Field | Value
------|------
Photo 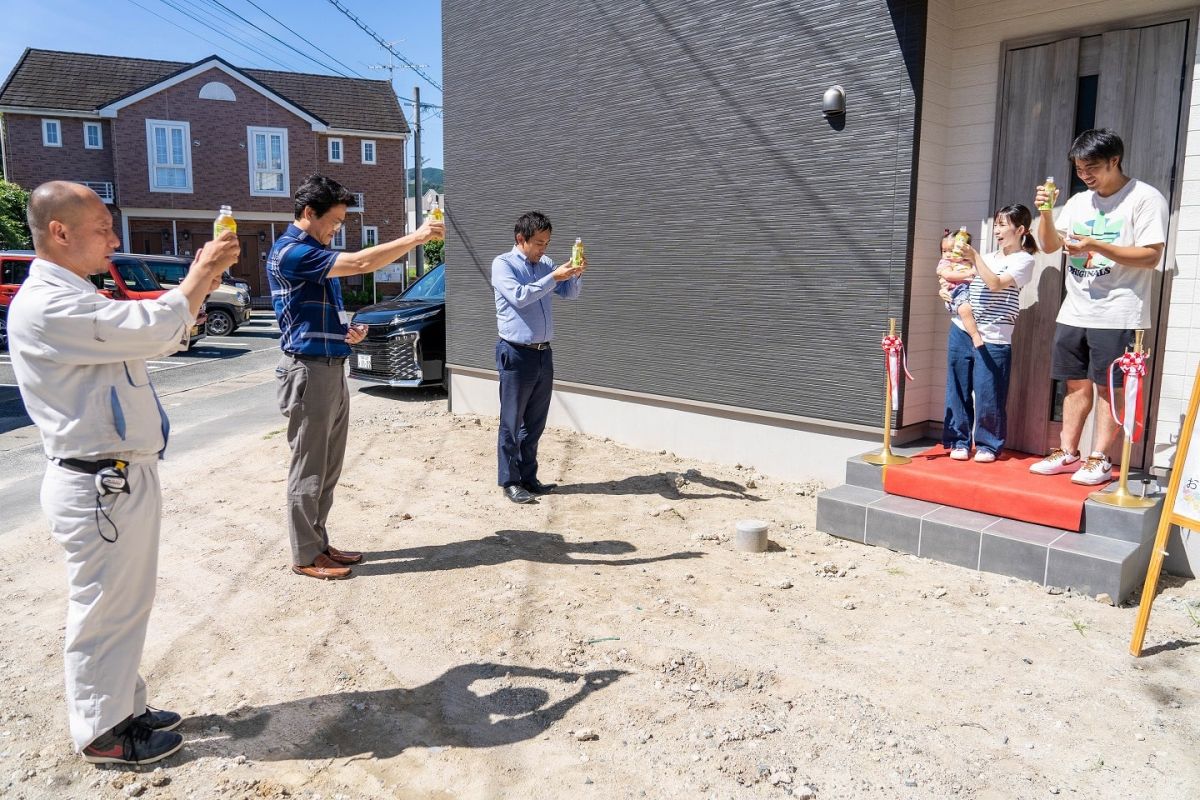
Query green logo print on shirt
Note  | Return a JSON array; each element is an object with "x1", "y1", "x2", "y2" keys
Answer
[{"x1": 1069, "y1": 211, "x2": 1124, "y2": 278}]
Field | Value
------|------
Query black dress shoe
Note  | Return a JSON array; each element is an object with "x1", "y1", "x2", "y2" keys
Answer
[
  {"x1": 504, "y1": 484, "x2": 535, "y2": 504},
  {"x1": 522, "y1": 479, "x2": 558, "y2": 494}
]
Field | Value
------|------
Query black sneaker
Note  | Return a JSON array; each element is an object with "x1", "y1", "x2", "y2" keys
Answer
[
  {"x1": 133, "y1": 706, "x2": 182, "y2": 732},
  {"x1": 82, "y1": 720, "x2": 183, "y2": 765}
]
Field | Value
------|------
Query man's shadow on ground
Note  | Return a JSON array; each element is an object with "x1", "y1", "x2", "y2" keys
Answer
[
  {"x1": 555, "y1": 471, "x2": 764, "y2": 501},
  {"x1": 177, "y1": 663, "x2": 626, "y2": 762},
  {"x1": 353, "y1": 529, "x2": 702, "y2": 577}
]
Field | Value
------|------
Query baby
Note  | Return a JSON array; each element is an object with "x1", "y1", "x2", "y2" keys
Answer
[{"x1": 936, "y1": 229, "x2": 985, "y2": 348}]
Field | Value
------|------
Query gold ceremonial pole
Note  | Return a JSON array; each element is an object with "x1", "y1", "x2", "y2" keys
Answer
[
  {"x1": 863, "y1": 318, "x2": 912, "y2": 466},
  {"x1": 1092, "y1": 330, "x2": 1154, "y2": 508}
]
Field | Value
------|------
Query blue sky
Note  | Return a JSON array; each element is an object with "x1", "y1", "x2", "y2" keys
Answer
[{"x1": 0, "y1": 0, "x2": 444, "y2": 168}]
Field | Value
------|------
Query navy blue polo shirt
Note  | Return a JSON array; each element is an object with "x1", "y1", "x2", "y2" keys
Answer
[{"x1": 267, "y1": 224, "x2": 350, "y2": 357}]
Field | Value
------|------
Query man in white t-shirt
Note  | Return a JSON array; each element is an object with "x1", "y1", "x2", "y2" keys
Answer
[{"x1": 1030, "y1": 129, "x2": 1169, "y2": 485}]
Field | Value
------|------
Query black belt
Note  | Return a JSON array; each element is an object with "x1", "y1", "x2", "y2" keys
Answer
[
  {"x1": 285, "y1": 352, "x2": 348, "y2": 364},
  {"x1": 51, "y1": 457, "x2": 128, "y2": 475},
  {"x1": 503, "y1": 339, "x2": 550, "y2": 351}
]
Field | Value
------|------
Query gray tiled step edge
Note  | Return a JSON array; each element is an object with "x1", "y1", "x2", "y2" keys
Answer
[
  {"x1": 843, "y1": 453, "x2": 1163, "y2": 544},
  {"x1": 816, "y1": 484, "x2": 1153, "y2": 603}
]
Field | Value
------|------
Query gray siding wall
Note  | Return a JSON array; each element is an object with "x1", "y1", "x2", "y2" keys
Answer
[{"x1": 443, "y1": 0, "x2": 926, "y2": 426}]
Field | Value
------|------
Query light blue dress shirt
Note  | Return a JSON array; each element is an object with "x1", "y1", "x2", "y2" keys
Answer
[{"x1": 491, "y1": 246, "x2": 582, "y2": 344}]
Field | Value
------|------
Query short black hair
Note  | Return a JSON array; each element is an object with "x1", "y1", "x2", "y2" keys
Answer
[
  {"x1": 514, "y1": 211, "x2": 552, "y2": 242},
  {"x1": 294, "y1": 174, "x2": 357, "y2": 219},
  {"x1": 1068, "y1": 129, "x2": 1124, "y2": 171}
]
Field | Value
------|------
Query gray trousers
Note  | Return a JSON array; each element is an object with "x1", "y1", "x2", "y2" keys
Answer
[
  {"x1": 42, "y1": 458, "x2": 160, "y2": 750},
  {"x1": 276, "y1": 354, "x2": 350, "y2": 566}
]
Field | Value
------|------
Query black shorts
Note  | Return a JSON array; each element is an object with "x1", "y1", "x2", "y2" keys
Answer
[{"x1": 1051, "y1": 323, "x2": 1136, "y2": 387}]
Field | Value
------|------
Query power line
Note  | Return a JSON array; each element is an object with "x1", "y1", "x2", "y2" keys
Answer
[
  {"x1": 152, "y1": 0, "x2": 304, "y2": 72},
  {"x1": 236, "y1": 0, "x2": 365, "y2": 78},
  {"x1": 191, "y1": 0, "x2": 322, "y2": 73},
  {"x1": 123, "y1": 0, "x2": 261, "y2": 67},
  {"x1": 324, "y1": 0, "x2": 442, "y2": 91},
  {"x1": 131, "y1": 0, "x2": 441, "y2": 123},
  {"x1": 199, "y1": 0, "x2": 357, "y2": 78}
]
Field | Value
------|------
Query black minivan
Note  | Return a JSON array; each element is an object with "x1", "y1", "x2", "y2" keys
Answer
[{"x1": 348, "y1": 264, "x2": 446, "y2": 387}]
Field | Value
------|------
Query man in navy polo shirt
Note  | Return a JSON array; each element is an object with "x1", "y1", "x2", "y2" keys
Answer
[
  {"x1": 268, "y1": 174, "x2": 443, "y2": 579},
  {"x1": 491, "y1": 211, "x2": 586, "y2": 504}
]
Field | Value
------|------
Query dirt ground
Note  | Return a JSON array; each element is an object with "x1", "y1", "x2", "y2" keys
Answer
[{"x1": 2, "y1": 388, "x2": 1198, "y2": 800}]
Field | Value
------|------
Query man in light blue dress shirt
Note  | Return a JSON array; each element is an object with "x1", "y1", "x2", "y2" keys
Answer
[{"x1": 491, "y1": 212, "x2": 586, "y2": 503}]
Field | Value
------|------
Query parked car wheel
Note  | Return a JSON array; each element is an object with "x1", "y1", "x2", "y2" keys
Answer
[
  {"x1": 206, "y1": 308, "x2": 235, "y2": 337},
  {"x1": 0, "y1": 312, "x2": 7, "y2": 351}
]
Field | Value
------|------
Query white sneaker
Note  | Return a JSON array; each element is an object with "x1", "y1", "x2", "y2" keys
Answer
[
  {"x1": 950, "y1": 448, "x2": 970, "y2": 461},
  {"x1": 974, "y1": 450, "x2": 996, "y2": 463},
  {"x1": 1030, "y1": 448, "x2": 1080, "y2": 475},
  {"x1": 1071, "y1": 453, "x2": 1113, "y2": 485}
]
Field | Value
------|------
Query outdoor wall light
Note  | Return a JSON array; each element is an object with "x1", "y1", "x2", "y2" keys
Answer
[
  {"x1": 181, "y1": 231, "x2": 190, "y2": 241},
  {"x1": 161, "y1": 229, "x2": 171, "y2": 240},
  {"x1": 822, "y1": 85, "x2": 846, "y2": 117},
  {"x1": 259, "y1": 231, "x2": 267, "y2": 243}
]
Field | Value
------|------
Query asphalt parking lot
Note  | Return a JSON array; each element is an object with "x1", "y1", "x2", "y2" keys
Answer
[{"x1": 0, "y1": 313, "x2": 283, "y2": 436}]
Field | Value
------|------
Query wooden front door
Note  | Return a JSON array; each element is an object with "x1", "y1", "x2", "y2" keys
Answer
[
  {"x1": 994, "y1": 18, "x2": 1190, "y2": 468},
  {"x1": 236, "y1": 234, "x2": 263, "y2": 298}
]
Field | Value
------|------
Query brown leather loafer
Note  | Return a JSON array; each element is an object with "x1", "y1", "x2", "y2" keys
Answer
[
  {"x1": 292, "y1": 553, "x2": 351, "y2": 580},
  {"x1": 326, "y1": 545, "x2": 363, "y2": 565}
]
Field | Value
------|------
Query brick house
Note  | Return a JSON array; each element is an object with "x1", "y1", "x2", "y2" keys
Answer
[{"x1": 0, "y1": 49, "x2": 410, "y2": 302}]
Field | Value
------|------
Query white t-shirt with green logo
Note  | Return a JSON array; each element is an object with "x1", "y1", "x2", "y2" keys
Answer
[{"x1": 1055, "y1": 178, "x2": 1168, "y2": 329}]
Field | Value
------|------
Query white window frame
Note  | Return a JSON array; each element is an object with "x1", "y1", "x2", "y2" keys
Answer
[
  {"x1": 42, "y1": 119, "x2": 61, "y2": 147},
  {"x1": 361, "y1": 139, "x2": 377, "y2": 165},
  {"x1": 328, "y1": 137, "x2": 343, "y2": 163},
  {"x1": 348, "y1": 192, "x2": 364, "y2": 212},
  {"x1": 362, "y1": 225, "x2": 379, "y2": 248},
  {"x1": 145, "y1": 119, "x2": 193, "y2": 193},
  {"x1": 83, "y1": 121, "x2": 103, "y2": 149},
  {"x1": 247, "y1": 126, "x2": 290, "y2": 197},
  {"x1": 330, "y1": 227, "x2": 346, "y2": 250}
]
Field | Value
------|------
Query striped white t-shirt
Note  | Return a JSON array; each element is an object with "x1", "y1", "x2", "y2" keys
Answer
[{"x1": 951, "y1": 250, "x2": 1035, "y2": 345}]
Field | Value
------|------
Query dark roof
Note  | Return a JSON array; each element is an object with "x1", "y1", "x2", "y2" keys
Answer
[{"x1": 0, "y1": 49, "x2": 408, "y2": 134}]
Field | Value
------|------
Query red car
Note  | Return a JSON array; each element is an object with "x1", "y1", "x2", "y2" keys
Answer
[{"x1": 1, "y1": 251, "x2": 206, "y2": 350}]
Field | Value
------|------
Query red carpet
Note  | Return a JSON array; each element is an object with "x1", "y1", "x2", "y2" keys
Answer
[{"x1": 882, "y1": 446, "x2": 1110, "y2": 531}]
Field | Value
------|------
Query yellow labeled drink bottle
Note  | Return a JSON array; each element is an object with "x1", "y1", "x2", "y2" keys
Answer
[
  {"x1": 571, "y1": 237, "x2": 585, "y2": 267},
  {"x1": 214, "y1": 205, "x2": 237, "y2": 238},
  {"x1": 950, "y1": 226, "x2": 969, "y2": 259},
  {"x1": 425, "y1": 202, "x2": 444, "y2": 241},
  {"x1": 1040, "y1": 177, "x2": 1057, "y2": 211}
]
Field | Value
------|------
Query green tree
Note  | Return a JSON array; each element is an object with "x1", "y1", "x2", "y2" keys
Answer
[
  {"x1": 422, "y1": 238, "x2": 445, "y2": 266},
  {"x1": 0, "y1": 180, "x2": 31, "y2": 250}
]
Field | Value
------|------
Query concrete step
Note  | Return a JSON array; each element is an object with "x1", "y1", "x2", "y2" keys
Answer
[
  {"x1": 817, "y1": 457, "x2": 1160, "y2": 603},
  {"x1": 842, "y1": 449, "x2": 1163, "y2": 543}
]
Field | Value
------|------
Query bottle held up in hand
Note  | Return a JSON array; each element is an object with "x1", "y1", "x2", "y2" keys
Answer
[
  {"x1": 571, "y1": 237, "x2": 585, "y2": 268},
  {"x1": 950, "y1": 226, "x2": 970, "y2": 259},
  {"x1": 214, "y1": 205, "x2": 237, "y2": 238},
  {"x1": 425, "y1": 201, "x2": 444, "y2": 241},
  {"x1": 1040, "y1": 176, "x2": 1057, "y2": 211}
]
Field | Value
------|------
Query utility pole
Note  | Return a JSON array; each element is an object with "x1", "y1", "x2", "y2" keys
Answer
[{"x1": 412, "y1": 85, "x2": 425, "y2": 278}]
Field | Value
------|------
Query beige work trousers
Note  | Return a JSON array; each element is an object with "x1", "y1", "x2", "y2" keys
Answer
[{"x1": 41, "y1": 458, "x2": 160, "y2": 751}]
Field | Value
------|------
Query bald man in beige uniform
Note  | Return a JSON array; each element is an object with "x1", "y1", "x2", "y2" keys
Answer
[{"x1": 8, "y1": 182, "x2": 238, "y2": 765}]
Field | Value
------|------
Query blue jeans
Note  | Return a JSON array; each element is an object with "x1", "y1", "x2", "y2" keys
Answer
[{"x1": 943, "y1": 325, "x2": 1012, "y2": 455}]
